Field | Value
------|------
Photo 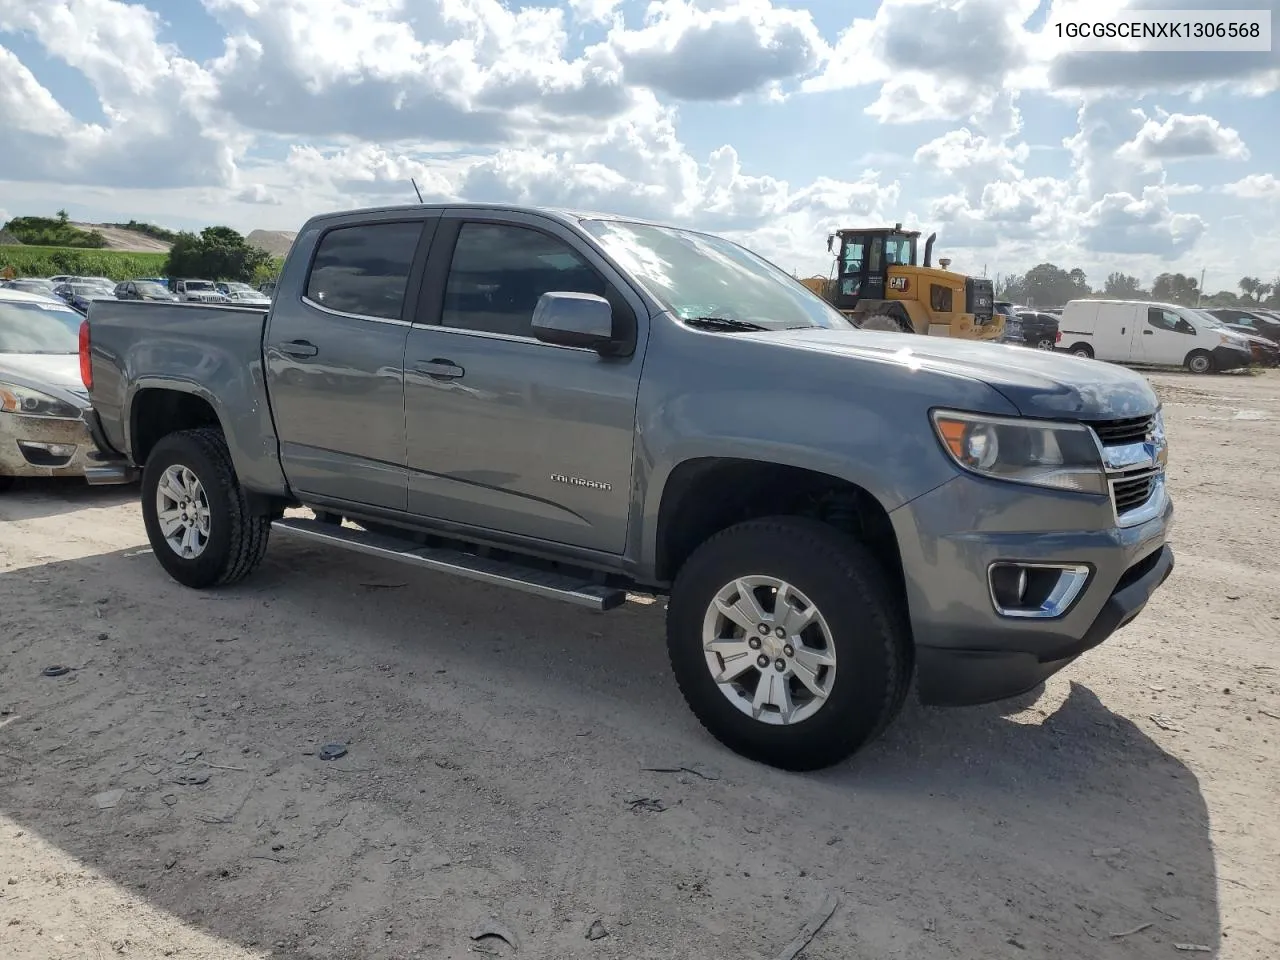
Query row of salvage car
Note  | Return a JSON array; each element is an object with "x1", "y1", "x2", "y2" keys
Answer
[{"x1": 996, "y1": 298, "x2": 1280, "y2": 372}]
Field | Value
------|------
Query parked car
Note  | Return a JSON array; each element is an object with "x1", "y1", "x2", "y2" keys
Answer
[
  {"x1": 82, "y1": 203, "x2": 1175, "y2": 771},
  {"x1": 115, "y1": 279, "x2": 179, "y2": 301},
  {"x1": 0, "y1": 288, "x2": 119, "y2": 490},
  {"x1": 1059, "y1": 299, "x2": 1254, "y2": 373},
  {"x1": 215, "y1": 281, "x2": 271, "y2": 306},
  {"x1": 998, "y1": 314, "x2": 1025, "y2": 345},
  {"x1": 1015, "y1": 311, "x2": 1061, "y2": 351},
  {"x1": 53, "y1": 281, "x2": 113, "y2": 316},
  {"x1": 1, "y1": 278, "x2": 59, "y2": 297},
  {"x1": 1206, "y1": 308, "x2": 1280, "y2": 346},
  {"x1": 174, "y1": 279, "x2": 229, "y2": 303}
]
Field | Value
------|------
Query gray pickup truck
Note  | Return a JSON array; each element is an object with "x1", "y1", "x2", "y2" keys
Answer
[{"x1": 80, "y1": 203, "x2": 1174, "y2": 770}]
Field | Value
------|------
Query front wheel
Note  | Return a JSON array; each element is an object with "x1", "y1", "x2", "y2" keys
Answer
[
  {"x1": 1036, "y1": 338, "x2": 1056, "y2": 351},
  {"x1": 1186, "y1": 350, "x2": 1215, "y2": 375},
  {"x1": 140, "y1": 427, "x2": 271, "y2": 588},
  {"x1": 666, "y1": 517, "x2": 911, "y2": 771}
]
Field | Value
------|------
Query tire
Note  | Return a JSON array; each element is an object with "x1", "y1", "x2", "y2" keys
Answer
[
  {"x1": 1068, "y1": 343, "x2": 1093, "y2": 359},
  {"x1": 858, "y1": 313, "x2": 913, "y2": 334},
  {"x1": 1186, "y1": 350, "x2": 1215, "y2": 375},
  {"x1": 140, "y1": 427, "x2": 271, "y2": 588},
  {"x1": 666, "y1": 516, "x2": 911, "y2": 771},
  {"x1": 1036, "y1": 338, "x2": 1056, "y2": 351}
]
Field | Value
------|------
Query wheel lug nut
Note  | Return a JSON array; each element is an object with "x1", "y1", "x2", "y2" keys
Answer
[
  {"x1": 757, "y1": 623, "x2": 769, "y2": 635},
  {"x1": 756, "y1": 654, "x2": 769, "y2": 668},
  {"x1": 784, "y1": 645, "x2": 794, "y2": 657},
  {"x1": 748, "y1": 637, "x2": 761, "y2": 650},
  {"x1": 774, "y1": 659, "x2": 786, "y2": 672},
  {"x1": 774, "y1": 627, "x2": 786, "y2": 639}
]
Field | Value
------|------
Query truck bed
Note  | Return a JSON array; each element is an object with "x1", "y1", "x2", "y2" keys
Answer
[{"x1": 84, "y1": 300, "x2": 286, "y2": 493}]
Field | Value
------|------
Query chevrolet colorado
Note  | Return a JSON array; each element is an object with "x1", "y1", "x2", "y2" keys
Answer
[{"x1": 80, "y1": 203, "x2": 1175, "y2": 770}]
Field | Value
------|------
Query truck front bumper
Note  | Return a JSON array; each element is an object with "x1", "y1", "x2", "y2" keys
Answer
[{"x1": 890, "y1": 473, "x2": 1175, "y2": 707}]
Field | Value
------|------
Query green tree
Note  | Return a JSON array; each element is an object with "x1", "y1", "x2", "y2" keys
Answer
[
  {"x1": 163, "y1": 226, "x2": 272, "y2": 282},
  {"x1": 1103, "y1": 272, "x2": 1146, "y2": 298},
  {"x1": 1019, "y1": 262, "x2": 1091, "y2": 307},
  {"x1": 1151, "y1": 273, "x2": 1199, "y2": 305},
  {"x1": 56, "y1": 208, "x2": 69, "y2": 224}
]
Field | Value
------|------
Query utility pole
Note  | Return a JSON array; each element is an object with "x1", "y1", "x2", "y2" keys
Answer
[{"x1": 1197, "y1": 267, "x2": 1205, "y2": 306}]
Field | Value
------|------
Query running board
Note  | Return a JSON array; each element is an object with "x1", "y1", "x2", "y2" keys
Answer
[{"x1": 270, "y1": 517, "x2": 627, "y2": 611}]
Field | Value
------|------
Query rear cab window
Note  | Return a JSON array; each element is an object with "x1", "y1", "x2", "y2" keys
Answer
[{"x1": 305, "y1": 220, "x2": 424, "y2": 321}]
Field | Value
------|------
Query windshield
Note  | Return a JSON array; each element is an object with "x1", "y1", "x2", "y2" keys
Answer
[
  {"x1": 0, "y1": 300, "x2": 81, "y2": 353},
  {"x1": 185, "y1": 281, "x2": 215, "y2": 291},
  {"x1": 1193, "y1": 310, "x2": 1224, "y2": 328},
  {"x1": 65, "y1": 284, "x2": 103, "y2": 298},
  {"x1": 136, "y1": 282, "x2": 170, "y2": 297},
  {"x1": 579, "y1": 219, "x2": 852, "y2": 331}
]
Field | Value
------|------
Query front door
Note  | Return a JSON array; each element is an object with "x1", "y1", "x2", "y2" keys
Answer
[
  {"x1": 401, "y1": 211, "x2": 647, "y2": 555},
  {"x1": 263, "y1": 214, "x2": 434, "y2": 510},
  {"x1": 1140, "y1": 306, "x2": 1193, "y2": 365}
]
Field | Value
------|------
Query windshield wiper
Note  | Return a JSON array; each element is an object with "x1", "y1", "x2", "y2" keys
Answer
[{"x1": 683, "y1": 316, "x2": 769, "y2": 332}]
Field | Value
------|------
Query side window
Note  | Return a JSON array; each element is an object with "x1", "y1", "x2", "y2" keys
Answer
[
  {"x1": 869, "y1": 238, "x2": 883, "y2": 272},
  {"x1": 1147, "y1": 308, "x2": 1183, "y2": 332},
  {"x1": 305, "y1": 220, "x2": 423, "y2": 321},
  {"x1": 441, "y1": 223, "x2": 607, "y2": 337}
]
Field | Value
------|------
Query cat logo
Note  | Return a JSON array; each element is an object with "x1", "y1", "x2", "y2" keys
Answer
[{"x1": 889, "y1": 276, "x2": 909, "y2": 291}]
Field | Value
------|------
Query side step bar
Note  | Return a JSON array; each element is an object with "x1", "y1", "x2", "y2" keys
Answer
[{"x1": 271, "y1": 517, "x2": 628, "y2": 612}]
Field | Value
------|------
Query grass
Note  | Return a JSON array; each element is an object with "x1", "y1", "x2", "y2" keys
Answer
[{"x1": 0, "y1": 245, "x2": 169, "y2": 281}]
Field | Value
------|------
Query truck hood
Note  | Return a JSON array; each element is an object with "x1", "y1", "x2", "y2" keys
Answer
[
  {"x1": 0, "y1": 353, "x2": 92, "y2": 408},
  {"x1": 752, "y1": 328, "x2": 1159, "y2": 420}
]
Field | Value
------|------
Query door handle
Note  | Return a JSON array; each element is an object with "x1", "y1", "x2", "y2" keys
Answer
[
  {"x1": 1144, "y1": 330, "x2": 1153, "y2": 335},
  {"x1": 279, "y1": 339, "x2": 318, "y2": 358},
  {"x1": 415, "y1": 359, "x2": 465, "y2": 380}
]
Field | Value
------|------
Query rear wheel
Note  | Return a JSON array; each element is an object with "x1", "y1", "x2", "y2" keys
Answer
[
  {"x1": 1068, "y1": 343, "x2": 1094, "y2": 359},
  {"x1": 666, "y1": 517, "x2": 911, "y2": 771},
  {"x1": 1035, "y1": 337, "x2": 1056, "y2": 351},
  {"x1": 1186, "y1": 350, "x2": 1215, "y2": 375},
  {"x1": 140, "y1": 427, "x2": 271, "y2": 588}
]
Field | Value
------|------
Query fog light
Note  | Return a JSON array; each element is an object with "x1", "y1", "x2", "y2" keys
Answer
[
  {"x1": 988, "y1": 562, "x2": 1090, "y2": 619},
  {"x1": 17, "y1": 440, "x2": 77, "y2": 466}
]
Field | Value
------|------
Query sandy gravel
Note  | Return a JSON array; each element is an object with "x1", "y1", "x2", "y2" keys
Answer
[{"x1": 1, "y1": 370, "x2": 1277, "y2": 960}]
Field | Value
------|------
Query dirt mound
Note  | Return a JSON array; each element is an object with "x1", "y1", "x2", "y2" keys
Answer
[
  {"x1": 246, "y1": 229, "x2": 297, "y2": 258},
  {"x1": 71, "y1": 222, "x2": 172, "y2": 253}
]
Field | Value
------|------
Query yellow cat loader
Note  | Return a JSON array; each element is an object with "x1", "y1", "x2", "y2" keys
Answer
[{"x1": 805, "y1": 225, "x2": 1003, "y2": 340}]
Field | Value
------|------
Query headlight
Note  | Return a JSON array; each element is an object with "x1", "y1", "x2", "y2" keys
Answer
[
  {"x1": 0, "y1": 382, "x2": 83, "y2": 420},
  {"x1": 931, "y1": 410, "x2": 1107, "y2": 495}
]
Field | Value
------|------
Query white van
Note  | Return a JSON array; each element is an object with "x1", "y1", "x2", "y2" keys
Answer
[{"x1": 1058, "y1": 299, "x2": 1253, "y2": 374}]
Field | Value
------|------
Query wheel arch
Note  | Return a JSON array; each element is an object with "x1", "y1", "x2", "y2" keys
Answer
[{"x1": 649, "y1": 457, "x2": 907, "y2": 610}]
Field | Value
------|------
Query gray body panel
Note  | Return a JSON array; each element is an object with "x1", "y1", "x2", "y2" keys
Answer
[{"x1": 85, "y1": 201, "x2": 1172, "y2": 677}]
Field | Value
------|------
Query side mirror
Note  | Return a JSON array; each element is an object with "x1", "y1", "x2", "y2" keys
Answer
[{"x1": 531, "y1": 291, "x2": 617, "y2": 352}]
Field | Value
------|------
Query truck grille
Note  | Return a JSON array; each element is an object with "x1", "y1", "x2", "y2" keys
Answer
[
  {"x1": 1112, "y1": 467, "x2": 1160, "y2": 512},
  {"x1": 1086, "y1": 414, "x2": 1154, "y2": 446},
  {"x1": 965, "y1": 277, "x2": 995, "y2": 324},
  {"x1": 1082, "y1": 414, "x2": 1164, "y2": 523}
]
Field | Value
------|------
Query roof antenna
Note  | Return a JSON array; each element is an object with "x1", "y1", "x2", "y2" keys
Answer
[{"x1": 410, "y1": 178, "x2": 424, "y2": 203}]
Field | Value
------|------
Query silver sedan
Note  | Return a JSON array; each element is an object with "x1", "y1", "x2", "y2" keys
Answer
[{"x1": 0, "y1": 289, "x2": 110, "y2": 490}]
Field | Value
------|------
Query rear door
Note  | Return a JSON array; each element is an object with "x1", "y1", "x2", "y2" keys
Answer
[
  {"x1": 1091, "y1": 304, "x2": 1132, "y2": 361},
  {"x1": 400, "y1": 209, "x2": 648, "y2": 555},
  {"x1": 263, "y1": 212, "x2": 437, "y2": 510}
]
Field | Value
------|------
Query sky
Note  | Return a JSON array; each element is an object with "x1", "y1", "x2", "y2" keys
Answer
[{"x1": 0, "y1": 0, "x2": 1277, "y2": 294}]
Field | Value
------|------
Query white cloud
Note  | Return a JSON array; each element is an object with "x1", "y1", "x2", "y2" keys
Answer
[
  {"x1": 1116, "y1": 113, "x2": 1250, "y2": 166},
  {"x1": 1223, "y1": 174, "x2": 1280, "y2": 201},
  {"x1": 608, "y1": 0, "x2": 828, "y2": 101}
]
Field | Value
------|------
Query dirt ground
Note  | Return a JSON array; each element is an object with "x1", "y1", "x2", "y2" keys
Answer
[{"x1": 1, "y1": 370, "x2": 1277, "y2": 960}]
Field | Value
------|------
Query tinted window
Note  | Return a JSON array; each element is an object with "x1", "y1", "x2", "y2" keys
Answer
[
  {"x1": 306, "y1": 221, "x2": 423, "y2": 321},
  {"x1": 442, "y1": 223, "x2": 606, "y2": 337}
]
